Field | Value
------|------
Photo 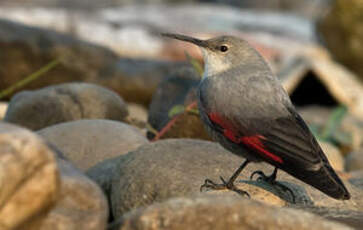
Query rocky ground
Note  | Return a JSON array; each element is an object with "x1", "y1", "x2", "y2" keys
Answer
[
  {"x1": 1, "y1": 2, "x2": 363, "y2": 230},
  {"x1": 1, "y1": 80, "x2": 363, "y2": 230}
]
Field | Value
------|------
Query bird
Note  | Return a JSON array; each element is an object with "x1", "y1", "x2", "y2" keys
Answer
[{"x1": 162, "y1": 33, "x2": 351, "y2": 201}]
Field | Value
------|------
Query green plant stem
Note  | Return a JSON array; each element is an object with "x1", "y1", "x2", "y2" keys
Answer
[{"x1": 0, "y1": 58, "x2": 61, "y2": 99}]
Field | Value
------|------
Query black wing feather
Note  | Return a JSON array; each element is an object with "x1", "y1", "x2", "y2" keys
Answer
[{"x1": 262, "y1": 111, "x2": 321, "y2": 166}]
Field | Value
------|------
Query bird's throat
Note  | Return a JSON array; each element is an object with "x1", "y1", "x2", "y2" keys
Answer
[{"x1": 201, "y1": 49, "x2": 231, "y2": 77}]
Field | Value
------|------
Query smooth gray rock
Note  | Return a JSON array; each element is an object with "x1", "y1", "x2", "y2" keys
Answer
[
  {"x1": 349, "y1": 170, "x2": 363, "y2": 190},
  {"x1": 5, "y1": 83, "x2": 128, "y2": 130},
  {"x1": 86, "y1": 155, "x2": 129, "y2": 221},
  {"x1": 109, "y1": 139, "x2": 362, "y2": 220},
  {"x1": 38, "y1": 119, "x2": 148, "y2": 171}
]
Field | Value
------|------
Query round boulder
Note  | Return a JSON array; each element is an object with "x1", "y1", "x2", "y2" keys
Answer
[
  {"x1": 110, "y1": 139, "x2": 285, "y2": 218},
  {"x1": 109, "y1": 139, "x2": 362, "y2": 220},
  {"x1": 318, "y1": 141, "x2": 344, "y2": 172},
  {"x1": 114, "y1": 194, "x2": 353, "y2": 230},
  {"x1": 38, "y1": 119, "x2": 148, "y2": 171},
  {"x1": 4, "y1": 82, "x2": 128, "y2": 130},
  {"x1": 0, "y1": 122, "x2": 59, "y2": 230},
  {"x1": 27, "y1": 158, "x2": 109, "y2": 230},
  {"x1": 345, "y1": 149, "x2": 363, "y2": 172}
]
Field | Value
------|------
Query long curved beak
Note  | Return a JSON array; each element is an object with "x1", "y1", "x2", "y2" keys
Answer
[{"x1": 161, "y1": 33, "x2": 208, "y2": 48}]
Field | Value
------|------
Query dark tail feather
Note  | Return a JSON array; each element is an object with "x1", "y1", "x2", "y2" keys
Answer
[
  {"x1": 317, "y1": 163, "x2": 350, "y2": 200},
  {"x1": 286, "y1": 162, "x2": 350, "y2": 200}
]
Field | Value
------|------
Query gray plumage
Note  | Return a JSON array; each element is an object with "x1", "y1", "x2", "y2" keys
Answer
[{"x1": 163, "y1": 33, "x2": 350, "y2": 200}]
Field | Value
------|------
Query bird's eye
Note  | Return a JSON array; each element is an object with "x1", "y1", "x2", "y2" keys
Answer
[{"x1": 220, "y1": 45, "x2": 228, "y2": 52}]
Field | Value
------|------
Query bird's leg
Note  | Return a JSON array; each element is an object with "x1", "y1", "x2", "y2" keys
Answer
[
  {"x1": 250, "y1": 167, "x2": 295, "y2": 203},
  {"x1": 200, "y1": 159, "x2": 250, "y2": 197}
]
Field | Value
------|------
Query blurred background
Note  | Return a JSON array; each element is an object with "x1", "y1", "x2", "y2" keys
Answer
[
  {"x1": 1, "y1": 0, "x2": 363, "y2": 163},
  {"x1": 3, "y1": 2, "x2": 363, "y2": 229}
]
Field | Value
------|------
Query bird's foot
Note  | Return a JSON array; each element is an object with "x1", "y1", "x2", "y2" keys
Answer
[
  {"x1": 250, "y1": 170, "x2": 275, "y2": 183},
  {"x1": 250, "y1": 170, "x2": 296, "y2": 203},
  {"x1": 200, "y1": 176, "x2": 250, "y2": 198}
]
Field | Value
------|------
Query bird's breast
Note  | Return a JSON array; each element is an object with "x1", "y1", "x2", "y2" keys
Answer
[{"x1": 199, "y1": 73, "x2": 290, "y2": 121}]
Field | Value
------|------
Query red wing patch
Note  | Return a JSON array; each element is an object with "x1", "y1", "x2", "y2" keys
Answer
[
  {"x1": 240, "y1": 136, "x2": 283, "y2": 164},
  {"x1": 208, "y1": 112, "x2": 283, "y2": 164},
  {"x1": 208, "y1": 113, "x2": 240, "y2": 143}
]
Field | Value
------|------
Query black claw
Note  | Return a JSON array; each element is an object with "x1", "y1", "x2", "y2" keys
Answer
[
  {"x1": 200, "y1": 160, "x2": 250, "y2": 197},
  {"x1": 233, "y1": 188, "x2": 251, "y2": 198},
  {"x1": 250, "y1": 168, "x2": 296, "y2": 203},
  {"x1": 200, "y1": 178, "x2": 226, "y2": 192},
  {"x1": 250, "y1": 170, "x2": 265, "y2": 180},
  {"x1": 199, "y1": 177, "x2": 250, "y2": 198},
  {"x1": 200, "y1": 179, "x2": 218, "y2": 192}
]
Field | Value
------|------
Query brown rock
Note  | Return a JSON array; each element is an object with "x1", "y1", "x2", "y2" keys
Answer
[
  {"x1": 205, "y1": 182, "x2": 287, "y2": 207},
  {"x1": 345, "y1": 149, "x2": 363, "y2": 172},
  {"x1": 38, "y1": 119, "x2": 148, "y2": 171},
  {"x1": 0, "y1": 19, "x2": 120, "y2": 99},
  {"x1": 341, "y1": 116, "x2": 363, "y2": 152},
  {"x1": 281, "y1": 56, "x2": 363, "y2": 119},
  {"x1": 0, "y1": 122, "x2": 59, "y2": 230},
  {"x1": 296, "y1": 204, "x2": 363, "y2": 230},
  {"x1": 0, "y1": 19, "x2": 191, "y2": 105},
  {"x1": 147, "y1": 66, "x2": 211, "y2": 140},
  {"x1": 26, "y1": 158, "x2": 108, "y2": 230},
  {"x1": 99, "y1": 58, "x2": 191, "y2": 105},
  {"x1": 0, "y1": 102, "x2": 7, "y2": 120},
  {"x1": 125, "y1": 103, "x2": 148, "y2": 131},
  {"x1": 4, "y1": 83, "x2": 128, "y2": 130},
  {"x1": 318, "y1": 141, "x2": 344, "y2": 171},
  {"x1": 114, "y1": 194, "x2": 352, "y2": 230}
]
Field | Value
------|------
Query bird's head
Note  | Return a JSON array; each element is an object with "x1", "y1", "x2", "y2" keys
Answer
[{"x1": 162, "y1": 33, "x2": 258, "y2": 77}]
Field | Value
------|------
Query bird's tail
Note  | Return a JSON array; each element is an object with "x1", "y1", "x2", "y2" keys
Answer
[{"x1": 287, "y1": 159, "x2": 350, "y2": 200}]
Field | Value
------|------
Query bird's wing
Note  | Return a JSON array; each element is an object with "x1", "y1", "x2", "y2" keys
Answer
[
  {"x1": 203, "y1": 102, "x2": 352, "y2": 200},
  {"x1": 204, "y1": 106, "x2": 322, "y2": 169},
  {"x1": 256, "y1": 107, "x2": 323, "y2": 167}
]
